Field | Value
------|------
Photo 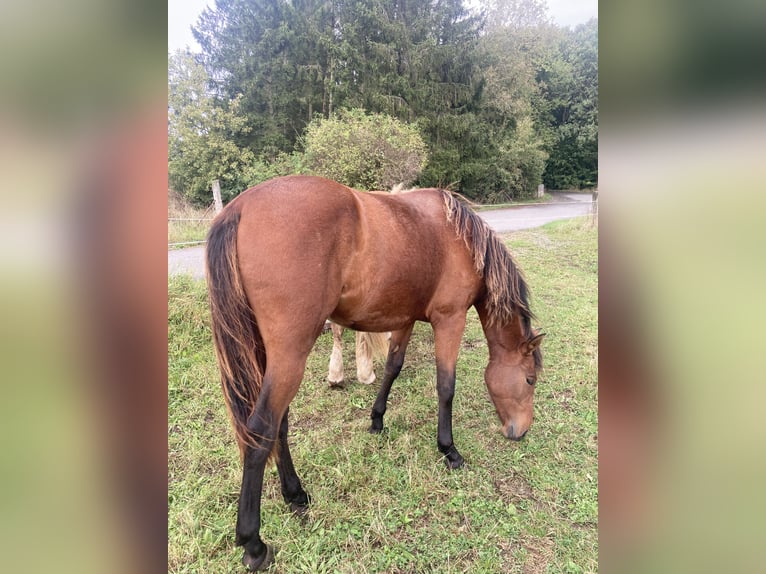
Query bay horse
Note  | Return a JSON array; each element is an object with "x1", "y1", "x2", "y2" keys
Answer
[{"x1": 206, "y1": 175, "x2": 544, "y2": 571}]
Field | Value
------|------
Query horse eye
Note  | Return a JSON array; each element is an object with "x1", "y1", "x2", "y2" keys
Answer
[{"x1": 526, "y1": 377, "x2": 535, "y2": 386}]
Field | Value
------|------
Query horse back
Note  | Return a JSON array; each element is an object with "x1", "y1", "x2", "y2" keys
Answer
[{"x1": 230, "y1": 176, "x2": 480, "y2": 334}]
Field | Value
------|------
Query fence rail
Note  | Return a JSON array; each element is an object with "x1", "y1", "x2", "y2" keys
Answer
[
  {"x1": 168, "y1": 217, "x2": 215, "y2": 222},
  {"x1": 168, "y1": 240, "x2": 208, "y2": 247},
  {"x1": 168, "y1": 197, "x2": 598, "y2": 248}
]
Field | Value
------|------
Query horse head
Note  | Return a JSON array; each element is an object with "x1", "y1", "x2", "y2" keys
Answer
[{"x1": 479, "y1": 307, "x2": 544, "y2": 440}]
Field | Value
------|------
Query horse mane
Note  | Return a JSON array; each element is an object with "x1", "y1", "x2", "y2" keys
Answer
[{"x1": 441, "y1": 191, "x2": 540, "y2": 362}]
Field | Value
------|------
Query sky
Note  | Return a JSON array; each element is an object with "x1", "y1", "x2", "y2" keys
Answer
[{"x1": 168, "y1": 0, "x2": 598, "y2": 53}]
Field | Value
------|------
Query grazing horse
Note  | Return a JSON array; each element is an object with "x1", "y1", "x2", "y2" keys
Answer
[
  {"x1": 205, "y1": 175, "x2": 544, "y2": 571},
  {"x1": 327, "y1": 323, "x2": 389, "y2": 386}
]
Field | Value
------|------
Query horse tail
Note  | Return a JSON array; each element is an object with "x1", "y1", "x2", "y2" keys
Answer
[
  {"x1": 206, "y1": 207, "x2": 265, "y2": 458},
  {"x1": 361, "y1": 331, "x2": 390, "y2": 362}
]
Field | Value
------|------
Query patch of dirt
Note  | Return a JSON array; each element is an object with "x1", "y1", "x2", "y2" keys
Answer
[
  {"x1": 494, "y1": 473, "x2": 534, "y2": 501},
  {"x1": 493, "y1": 473, "x2": 547, "y2": 516},
  {"x1": 497, "y1": 534, "x2": 555, "y2": 574},
  {"x1": 520, "y1": 535, "x2": 555, "y2": 574}
]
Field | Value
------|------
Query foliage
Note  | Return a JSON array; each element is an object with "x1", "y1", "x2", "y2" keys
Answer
[
  {"x1": 168, "y1": 218, "x2": 598, "y2": 572},
  {"x1": 537, "y1": 19, "x2": 599, "y2": 189},
  {"x1": 242, "y1": 151, "x2": 308, "y2": 189},
  {"x1": 471, "y1": 116, "x2": 548, "y2": 202},
  {"x1": 301, "y1": 109, "x2": 428, "y2": 190},
  {"x1": 168, "y1": 50, "x2": 255, "y2": 205},
  {"x1": 178, "y1": 0, "x2": 598, "y2": 202}
]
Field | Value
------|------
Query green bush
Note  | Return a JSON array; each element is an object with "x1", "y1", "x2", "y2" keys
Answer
[
  {"x1": 301, "y1": 109, "x2": 429, "y2": 190},
  {"x1": 243, "y1": 152, "x2": 307, "y2": 189}
]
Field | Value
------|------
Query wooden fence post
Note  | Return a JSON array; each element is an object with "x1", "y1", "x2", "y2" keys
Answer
[
  {"x1": 212, "y1": 180, "x2": 223, "y2": 214},
  {"x1": 591, "y1": 190, "x2": 599, "y2": 226}
]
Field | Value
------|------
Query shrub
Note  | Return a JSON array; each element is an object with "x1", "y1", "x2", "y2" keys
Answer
[{"x1": 301, "y1": 109, "x2": 428, "y2": 190}]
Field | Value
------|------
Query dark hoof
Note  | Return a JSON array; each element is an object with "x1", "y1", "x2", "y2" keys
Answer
[
  {"x1": 242, "y1": 544, "x2": 275, "y2": 571},
  {"x1": 369, "y1": 424, "x2": 383, "y2": 434},
  {"x1": 445, "y1": 454, "x2": 464, "y2": 470},
  {"x1": 290, "y1": 501, "x2": 310, "y2": 516},
  {"x1": 290, "y1": 503, "x2": 310, "y2": 518},
  {"x1": 328, "y1": 380, "x2": 346, "y2": 390}
]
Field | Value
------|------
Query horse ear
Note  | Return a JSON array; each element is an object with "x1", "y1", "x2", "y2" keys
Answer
[{"x1": 523, "y1": 332, "x2": 545, "y2": 355}]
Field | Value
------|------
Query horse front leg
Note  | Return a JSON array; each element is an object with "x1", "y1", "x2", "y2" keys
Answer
[
  {"x1": 433, "y1": 316, "x2": 467, "y2": 469},
  {"x1": 370, "y1": 324, "x2": 414, "y2": 433}
]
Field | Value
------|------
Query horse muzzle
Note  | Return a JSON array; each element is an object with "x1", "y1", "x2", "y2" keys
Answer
[{"x1": 504, "y1": 424, "x2": 528, "y2": 441}]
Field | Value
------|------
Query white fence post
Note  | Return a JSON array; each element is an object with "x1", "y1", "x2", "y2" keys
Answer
[{"x1": 537, "y1": 184, "x2": 544, "y2": 199}]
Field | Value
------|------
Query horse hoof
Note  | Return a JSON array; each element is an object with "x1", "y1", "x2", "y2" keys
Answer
[
  {"x1": 242, "y1": 544, "x2": 275, "y2": 571},
  {"x1": 328, "y1": 380, "x2": 345, "y2": 390},
  {"x1": 290, "y1": 501, "x2": 310, "y2": 516},
  {"x1": 446, "y1": 454, "x2": 465, "y2": 470},
  {"x1": 369, "y1": 424, "x2": 383, "y2": 434}
]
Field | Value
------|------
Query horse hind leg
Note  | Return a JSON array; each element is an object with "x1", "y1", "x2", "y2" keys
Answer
[
  {"x1": 236, "y1": 402, "x2": 279, "y2": 571},
  {"x1": 355, "y1": 331, "x2": 376, "y2": 385},
  {"x1": 327, "y1": 322, "x2": 345, "y2": 388},
  {"x1": 356, "y1": 331, "x2": 391, "y2": 385},
  {"x1": 237, "y1": 356, "x2": 310, "y2": 571},
  {"x1": 276, "y1": 406, "x2": 310, "y2": 515}
]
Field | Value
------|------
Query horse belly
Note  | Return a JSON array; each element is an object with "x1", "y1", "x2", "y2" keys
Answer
[
  {"x1": 329, "y1": 309, "x2": 417, "y2": 333},
  {"x1": 330, "y1": 272, "x2": 434, "y2": 332},
  {"x1": 331, "y1": 220, "x2": 445, "y2": 330}
]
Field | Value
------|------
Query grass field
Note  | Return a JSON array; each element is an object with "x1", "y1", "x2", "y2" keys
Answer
[
  {"x1": 168, "y1": 218, "x2": 598, "y2": 573},
  {"x1": 168, "y1": 194, "x2": 213, "y2": 247}
]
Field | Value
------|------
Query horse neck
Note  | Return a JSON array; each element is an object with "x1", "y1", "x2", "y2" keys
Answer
[{"x1": 476, "y1": 301, "x2": 525, "y2": 362}]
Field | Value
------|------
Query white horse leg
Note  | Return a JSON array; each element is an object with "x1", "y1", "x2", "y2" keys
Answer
[
  {"x1": 355, "y1": 332, "x2": 376, "y2": 385},
  {"x1": 328, "y1": 322, "x2": 345, "y2": 387}
]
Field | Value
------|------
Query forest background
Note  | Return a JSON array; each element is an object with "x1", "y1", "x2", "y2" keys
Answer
[{"x1": 168, "y1": 0, "x2": 597, "y2": 205}]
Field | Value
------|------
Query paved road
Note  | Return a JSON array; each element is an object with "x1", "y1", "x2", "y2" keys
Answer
[
  {"x1": 478, "y1": 193, "x2": 593, "y2": 233},
  {"x1": 168, "y1": 192, "x2": 593, "y2": 279}
]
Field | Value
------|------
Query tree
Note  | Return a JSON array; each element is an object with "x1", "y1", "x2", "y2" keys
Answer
[
  {"x1": 186, "y1": 0, "x2": 598, "y2": 199},
  {"x1": 538, "y1": 19, "x2": 598, "y2": 189},
  {"x1": 478, "y1": 3, "x2": 597, "y2": 192},
  {"x1": 193, "y1": 0, "x2": 360, "y2": 154},
  {"x1": 192, "y1": 0, "x2": 487, "y2": 194},
  {"x1": 168, "y1": 50, "x2": 255, "y2": 204},
  {"x1": 469, "y1": 0, "x2": 551, "y2": 199},
  {"x1": 301, "y1": 109, "x2": 428, "y2": 190}
]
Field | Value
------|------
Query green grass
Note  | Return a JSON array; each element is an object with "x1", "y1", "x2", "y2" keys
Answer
[
  {"x1": 168, "y1": 195, "x2": 213, "y2": 247},
  {"x1": 168, "y1": 218, "x2": 597, "y2": 573},
  {"x1": 168, "y1": 219, "x2": 211, "y2": 247}
]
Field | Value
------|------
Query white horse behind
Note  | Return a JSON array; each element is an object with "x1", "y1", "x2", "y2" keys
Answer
[{"x1": 327, "y1": 325, "x2": 390, "y2": 387}]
